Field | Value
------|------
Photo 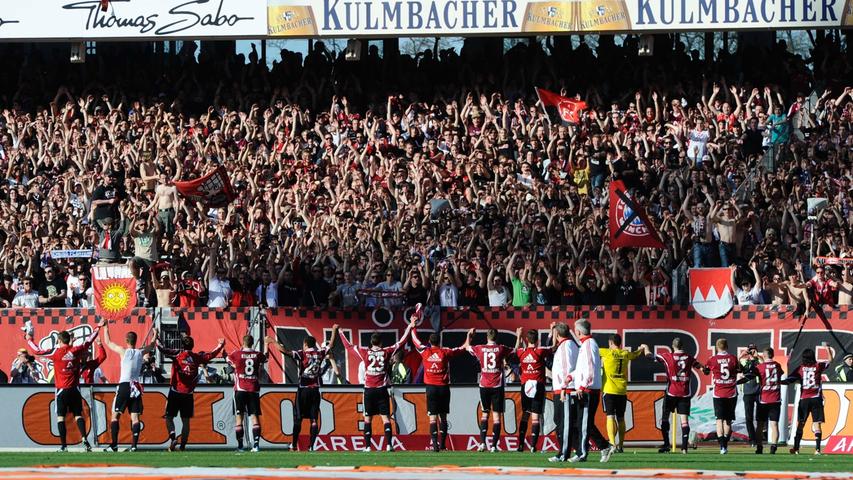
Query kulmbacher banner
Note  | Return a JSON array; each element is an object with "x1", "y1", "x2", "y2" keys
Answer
[{"x1": 267, "y1": 0, "x2": 853, "y2": 37}]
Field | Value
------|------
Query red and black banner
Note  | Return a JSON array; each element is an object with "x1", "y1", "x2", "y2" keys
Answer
[
  {"x1": 609, "y1": 179, "x2": 664, "y2": 249},
  {"x1": 174, "y1": 166, "x2": 236, "y2": 208}
]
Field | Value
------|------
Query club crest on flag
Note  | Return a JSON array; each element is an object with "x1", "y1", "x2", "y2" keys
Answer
[
  {"x1": 614, "y1": 194, "x2": 650, "y2": 237},
  {"x1": 689, "y1": 268, "x2": 734, "y2": 319},
  {"x1": 608, "y1": 179, "x2": 664, "y2": 249}
]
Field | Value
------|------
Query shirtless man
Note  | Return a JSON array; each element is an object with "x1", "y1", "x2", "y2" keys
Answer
[
  {"x1": 837, "y1": 267, "x2": 853, "y2": 305},
  {"x1": 784, "y1": 264, "x2": 812, "y2": 321},
  {"x1": 146, "y1": 170, "x2": 181, "y2": 237},
  {"x1": 710, "y1": 199, "x2": 742, "y2": 267},
  {"x1": 139, "y1": 152, "x2": 159, "y2": 193},
  {"x1": 764, "y1": 268, "x2": 790, "y2": 305}
]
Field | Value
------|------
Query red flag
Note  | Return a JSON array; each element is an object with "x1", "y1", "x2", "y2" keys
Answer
[
  {"x1": 174, "y1": 166, "x2": 236, "y2": 208},
  {"x1": 689, "y1": 268, "x2": 734, "y2": 319},
  {"x1": 608, "y1": 179, "x2": 664, "y2": 249},
  {"x1": 92, "y1": 265, "x2": 137, "y2": 322},
  {"x1": 100, "y1": 0, "x2": 110, "y2": 11},
  {"x1": 535, "y1": 88, "x2": 587, "y2": 124}
]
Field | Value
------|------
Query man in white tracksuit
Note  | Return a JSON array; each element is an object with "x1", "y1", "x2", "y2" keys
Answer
[
  {"x1": 567, "y1": 319, "x2": 614, "y2": 463},
  {"x1": 548, "y1": 322, "x2": 578, "y2": 462}
]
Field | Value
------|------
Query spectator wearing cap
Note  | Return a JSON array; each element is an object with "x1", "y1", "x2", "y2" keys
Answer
[
  {"x1": 90, "y1": 171, "x2": 123, "y2": 232},
  {"x1": 69, "y1": 272, "x2": 93, "y2": 308},
  {"x1": 732, "y1": 262, "x2": 763, "y2": 305},
  {"x1": 11, "y1": 277, "x2": 39, "y2": 308},
  {"x1": 37, "y1": 265, "x2": 66, "y2": 308},
  {"x1": 130, "y1": 214, "x2": 161, "y2": 306},
  {"x1": 835, "y1": 353, "x2": 853, "y2": 383},
  {"x1": 152, "y1": 268, "x2": 174, "y2": 307}
]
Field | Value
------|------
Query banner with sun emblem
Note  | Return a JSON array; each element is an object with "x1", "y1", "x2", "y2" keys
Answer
[
  {"x1": 92, "y1": 265, "x2": 137, "y2": 321},
  {"x1": 608, "y1": 179, "x2": 664, "y2": 250}
]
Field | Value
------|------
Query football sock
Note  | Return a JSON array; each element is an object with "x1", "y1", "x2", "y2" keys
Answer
[
  {"x1": 57, "y1": 421, "x2": 67, "y2": 448},
  {"x1": 660, "y1": 417, "x2": 670, "y2": 447},
  {"x1": 235, "y1": 424, "x2": 244, "y2": 449},
  {"x1": 166, "y1": 417, "x2": 176, "y2": 441},
  {"x1": 309, "y1": 421, "x2": 319, "y2": 450},
  {"x1": 681, "y1": 424, "x2": 690, "y2": 451},
  {"x1": 75, "y1": 417, "x2": 87, "y2": 442},
  {"x1": 530, "y1": 420, "x2": 541, "y2": 450},
  {"x1": 383, "y1": 422, "x2": 392, "y2": 449},
  {"x1": 364, "y1": 421, "x2": 372, "y2": 447},
  {"x1": 429, "y1": 420, "x2": 438, "y2": 450},
  {"x1": 110, "y1": 420, "x2": 119, "y2": 448},
  {"x1": 606, "y1": 417, "x2": 617, "y2": 446},
  {"x1": 292, "y1": 419, "x2": 301, "y2": 449},
  {"x1": 252, "y1": 425, "x2": 261, "y2": 448},
  {"x1": 815, "y1": 432, "x2": 822, "y2": 452},
  {"x1": 131, "y1": 422, "x2": 141, "y2": 449},
  {"x1": 794, "y1": 422, "x2": 804, "y2": 450},
  {"x1": 518, "y1": 413, "x2": 529, "y2": 449},
  {"x1": 179, "y1": 421, "x2": 190, "y2": 449},
  {"x1": 479, "y1": 417, "x2": 488, "y2": 445},
  {"x1": 491, "y1": 422, "x2": 501, "y2": 448},
  {"x1": 439, "y1": 418, "x2": 449, "y2": 449},
  {"x1": 618, "y1": 419, "x2": 626, "y2": 449}
]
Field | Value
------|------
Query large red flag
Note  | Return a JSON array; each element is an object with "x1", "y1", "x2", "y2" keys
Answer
[
  {"x1": 689, "y1": 268, "x2": 734, "y2": 319},
  {"x1": 535, "y1": 88, "x2": 587, "y2": 124},
  {"x1": 174, "y1": 166, "x2": 236, "y2": 208},
  {"x1": 93, "y1": 264, "x2": 137, "y2": 321},
  {"x1": 608, "y1": 179, "x2": 664, "y2": 249}
]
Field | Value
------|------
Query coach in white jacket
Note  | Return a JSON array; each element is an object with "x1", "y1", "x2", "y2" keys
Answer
[
  {"x1": 568, "y1": 319, "x2": 614, "y2": 463},
  {"x1": 548, "y1": 322, "x2": 578, "y2": 462}
]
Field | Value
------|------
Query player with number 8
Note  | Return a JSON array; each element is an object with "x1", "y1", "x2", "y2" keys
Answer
[{"x1": 226, "y1": 335, "x2": 267, "y2": 452}]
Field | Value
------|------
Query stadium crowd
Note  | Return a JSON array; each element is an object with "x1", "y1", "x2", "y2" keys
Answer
[{"x1": 0, "y1": 34, "x2": 852, "y2": 310}]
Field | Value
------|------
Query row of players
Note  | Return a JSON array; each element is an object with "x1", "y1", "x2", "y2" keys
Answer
[{"x1": 23, "y1": 313, "x2": 827, "y2": 457}]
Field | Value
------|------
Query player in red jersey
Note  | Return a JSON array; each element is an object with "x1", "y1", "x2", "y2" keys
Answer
[
  {"x1": 748, "y1": 347, "x2": 784, "y2": 455},
  {"x1": 26, "y1": 319, "x2": 104, "y2": 451},
  {"x1": 515, "y1": 327, "x2": 553, "y2": 453},
  {"x1": 466, "y1": 327, "x2": 517, "y2": 452},
  {"x1": 339, "y1": 318, "x2": 414, "y2": 452},
  {"x1": 411, "y1": 322, "x2": 471, "y2": 451},
  {"x1": 267, "y1": 324, "x2": 339, "y2": 451},
  {"x1": 700, "y1": 338, "x2": 742, "y2": 454},
  {"x1": 158, "y1": 334, "x2": 225, "y2": 451},
  {"x1": 226, "y1": 335, "x2": 267, "y2": 452},
  {"x1": 654, "y1": 337, "x2": 702, "y2": 454},
  {"x1": 79, "y1": 338, "x2": 107, "y2": 384},
  {"x1": 783, "y1": 348, "x2": 829, "y2": 455}
]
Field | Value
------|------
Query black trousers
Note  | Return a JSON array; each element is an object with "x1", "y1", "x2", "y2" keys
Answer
[
  {"x1": 576, "y1": 389, "x2": 610, "y2": 458},
  {"x1": 743, "y1": 393, "x2": 758, "y2": 443},
  {"x1": 553, "y1": 394, "x2": 577, "y2": 459}
]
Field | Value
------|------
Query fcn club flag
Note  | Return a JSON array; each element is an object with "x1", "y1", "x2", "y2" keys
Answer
[
  {"x1": 174, "y1": 166, "x2": 236, "y2": 208},
  {"x1": 608, "y1": 179, "x2": 664, "y2": 249},
  {"x1": 535, "y1": 88, "x2": 587, "y2": 124},
  {"x1": 689, "y1": 268, "x2": 734, "y2": 319},
  {"x1": 93, "y1": 264, "x2": 137, "y2": 321}
]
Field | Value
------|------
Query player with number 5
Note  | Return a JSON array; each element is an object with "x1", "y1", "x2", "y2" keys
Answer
[{"x1": 700, "y1": 338, "x2": 743, "y2": 454}]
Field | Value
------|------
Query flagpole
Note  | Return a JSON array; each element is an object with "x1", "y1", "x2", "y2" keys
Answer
[{"x1": 534, "y1": 87, "x2": 552, "y2": 128}]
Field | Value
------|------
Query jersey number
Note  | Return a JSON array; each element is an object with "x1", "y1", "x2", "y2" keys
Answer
[
  {"x1": 764, "y1": 366, "x2": 778, "y2": 389},
  {"x1": 483, "y1": 351, "x2": 497, "y2": 370},
  {"x1": 368, "y1": 352, "x2": 385, "y2": 372},
  {"x1": 719, "y1": 363, "x2": 730, "y2": 380},
  {"x1": 244, "y1": 359, "x2": 255, "y2": 376},
  {"x1": 803, "y1": 369, "x2": 816, "y2": 389},
  {"x1": 677, "y1": 358, "x2": 687, "y2": 374}
]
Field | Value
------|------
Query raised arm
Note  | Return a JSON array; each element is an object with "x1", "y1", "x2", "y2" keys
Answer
[
  {"x1": 410, "y1": 319, "x2": 426, "y2": 352},
  {"x1": 102, "y1": 321, "x2": 126, "y2": 356},
  {"x1": 265, "y1": 335, "x2": 294, "y2": 357},
  {"x1": 391, "y1": 321, "x2": 414, "y2": 352},
  {"x1": 199, "y1": 338, "x2": 226, "y2": 363}
]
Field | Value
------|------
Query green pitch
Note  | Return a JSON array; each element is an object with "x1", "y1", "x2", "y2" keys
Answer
[{"x1": 0, "y1": 446, "x2": 850, "y2": 472}]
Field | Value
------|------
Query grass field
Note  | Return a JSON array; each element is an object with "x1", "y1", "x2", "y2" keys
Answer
[{"x1": 0, "y1": 446, "x2": 850, "y2": 473}]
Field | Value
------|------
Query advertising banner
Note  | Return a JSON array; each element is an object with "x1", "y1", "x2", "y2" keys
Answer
[
  {"x1": 0, "y1": 0, "x2": 267, "y2": 40},
  {"x1": 0, "y1": 384, "x2": 666, "y2": 449},
  {"x1": 267, "y1": 0, "x2": 853, "y2": 38}
]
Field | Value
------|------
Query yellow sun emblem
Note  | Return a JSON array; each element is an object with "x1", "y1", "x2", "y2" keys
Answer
[{"x1": 100, "y1": 283, "x2": 131, "y2": 314}]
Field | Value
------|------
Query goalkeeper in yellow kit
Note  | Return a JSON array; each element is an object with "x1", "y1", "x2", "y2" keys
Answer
[{"x1": 600, "y1": 334, "x2": 650, "y2": 452}]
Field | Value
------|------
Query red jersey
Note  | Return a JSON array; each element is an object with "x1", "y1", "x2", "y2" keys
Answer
[
  {"x1": 28, "y1": 327, "x2": 100, "y2": 390},
  {"x1": 706, "y1": 352, "x2": 740, "y2": 398},
  {"x1": 655, "y1": 351, "x2": 698, "y2": 398},
  {"x1": 227, "y1": 349, "x2": 266, "y2": 393},
  {"x1": 162, "y1": 344, "x2": 224, "y2": 394},
  {"x1": 411, "y1": 328, "x2": 465, "y2": 386},
  {"x1": 792, "y1": 362, "x2": 828, "y2": 399},
  {"x1": 516, "y1": 346, "x2": 551, "y2": 384},
  {"x1": 467, "y1": 343, "x2": 512, "y2": 388},
  {"x1": 807, "y1": 277, "x2": 837, "y2": 305},
  {"x1": 755, "y1": 361, "x2": 783, "y2": 404},
  {"x1": 340, "y1": 330, "x2": 409, "y2": 389},
  {"x1": 176, "y1": 280, "x2": 202, "y2": 308},
  {"x1": 80, "y1": 343, "x2": 107, "y2": 384},
  {"x1": 289, "y1": 347, "x2": 328, "y2": 388}
]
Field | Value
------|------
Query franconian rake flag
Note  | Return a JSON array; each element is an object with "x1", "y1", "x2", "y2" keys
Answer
[
  {"x1": 608, "y1": 179, "x2": 664, "y2": 249},
  {"x1": 93, "y1": 264, "x2": 137, "y2": 321},
  {"x1": 689, "y1": 268, "x2": 734, "y2": 319}
]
